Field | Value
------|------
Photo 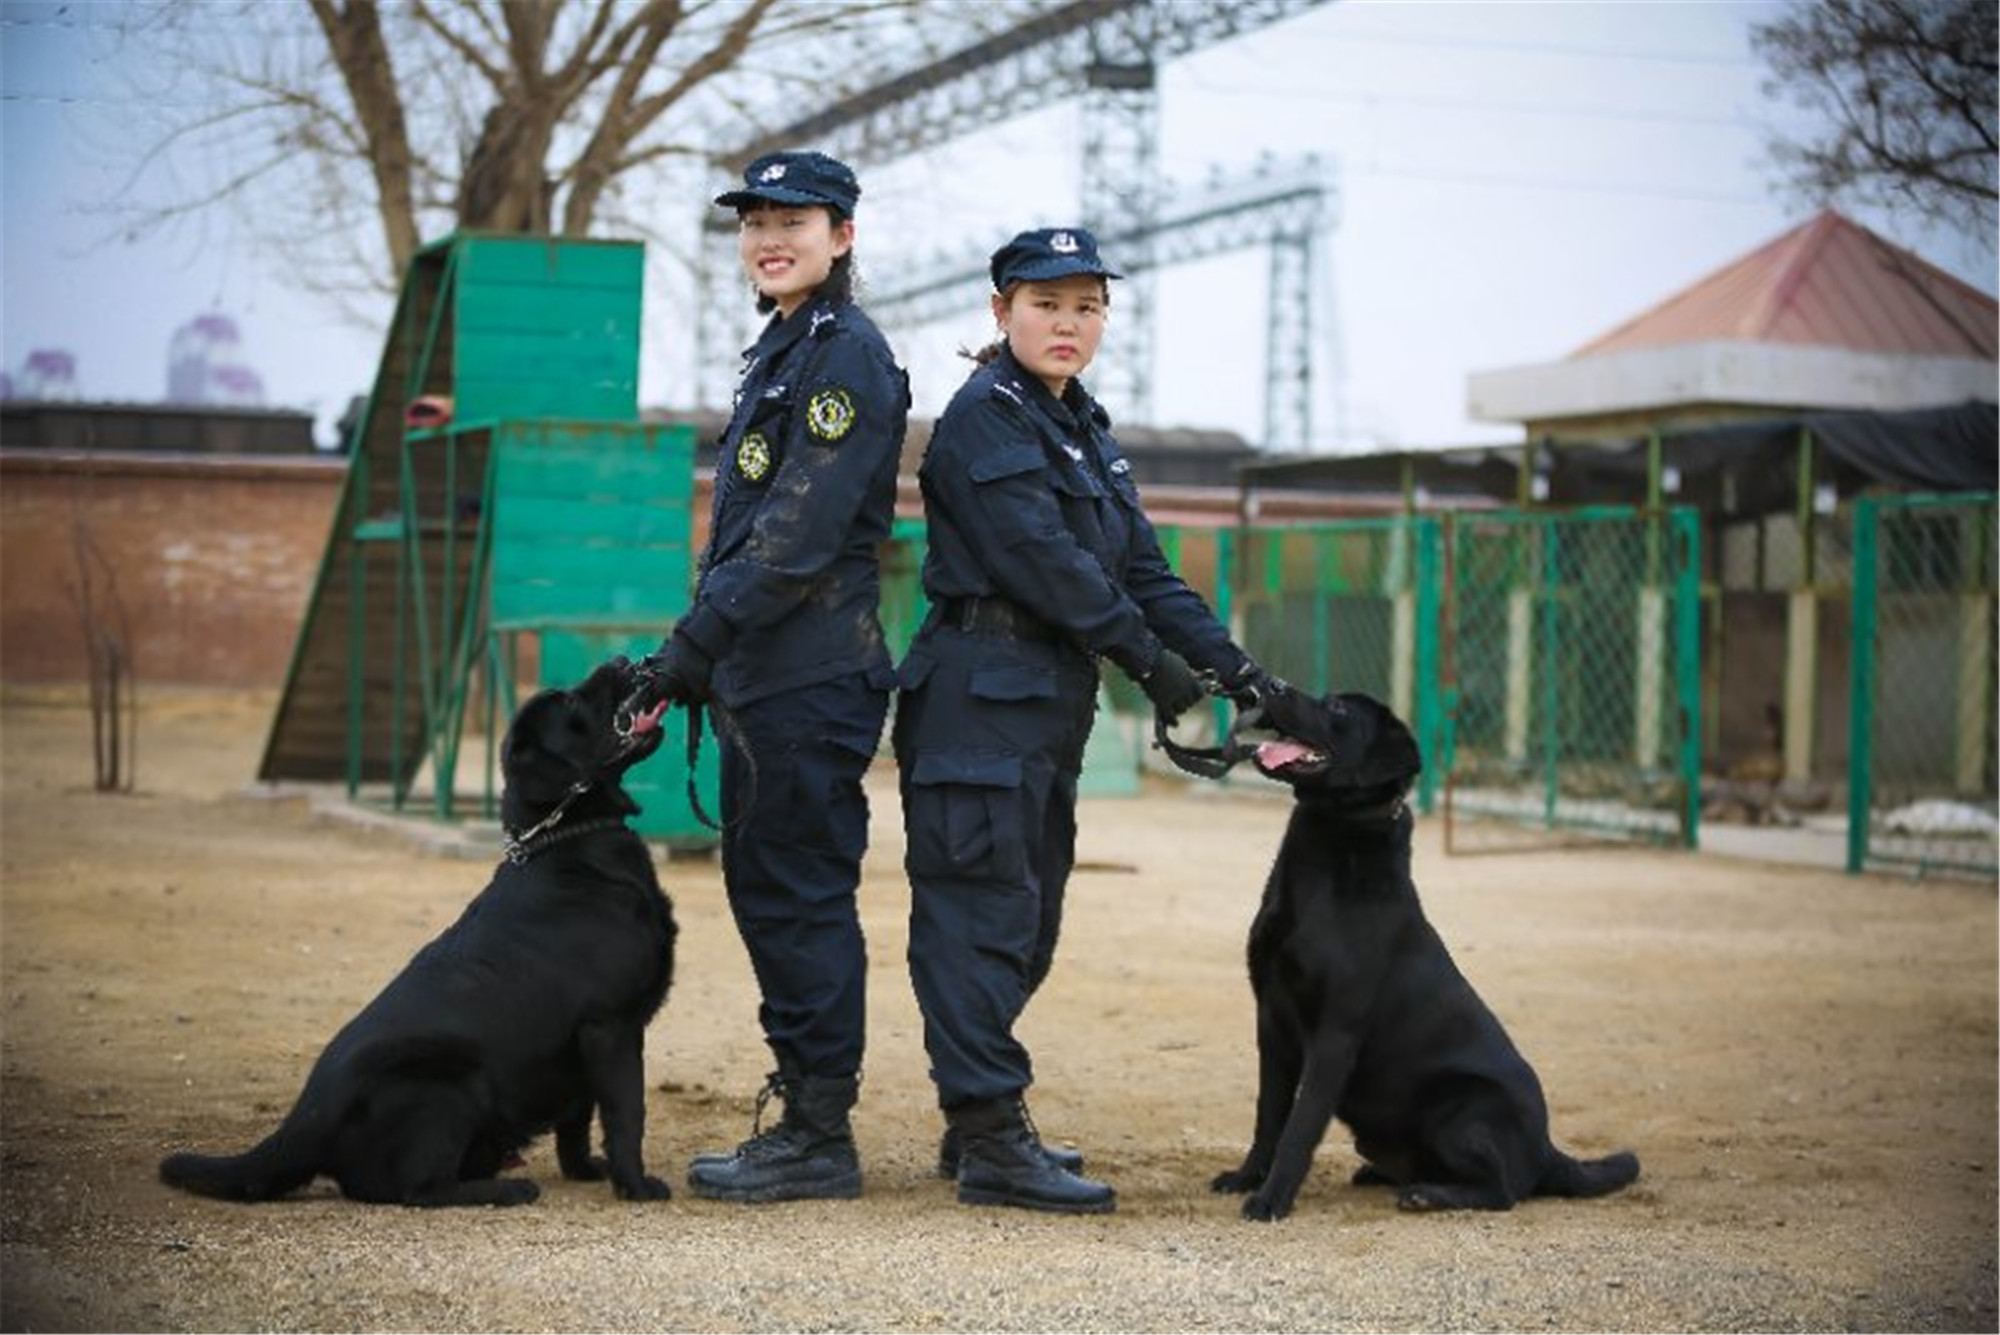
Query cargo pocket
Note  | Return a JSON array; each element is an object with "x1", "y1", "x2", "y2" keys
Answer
[
  {"x1": 969, "y1": 661, "x2": 1057, "y2": 704},
  {"x1": 904, "y1": 750, "x2": 1026, "y2": 884}
]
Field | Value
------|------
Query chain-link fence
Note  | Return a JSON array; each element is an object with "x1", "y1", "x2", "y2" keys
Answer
[
  {"x1": 1442, "y1": 507, "x2": 1701, "y2": 853},
  {"x1": 1847, "y1": 493, "x2": 1998, "y2": 879},
  {"x1": 1230, "y1": 518, "x2": 1443, "y2": 809}
]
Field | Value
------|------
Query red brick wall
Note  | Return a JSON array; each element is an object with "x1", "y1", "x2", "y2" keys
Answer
[{"x1": 0, "y1": 452, "x2": 345, "y2": 687}]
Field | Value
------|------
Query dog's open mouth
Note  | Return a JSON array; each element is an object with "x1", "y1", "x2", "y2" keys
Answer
[
  {"x1": 1255, "y1": 738, "x2": 1329, "y2": 776},
  {"x1": 625, "y1": 700, "x2": 668, "y2": 736}
]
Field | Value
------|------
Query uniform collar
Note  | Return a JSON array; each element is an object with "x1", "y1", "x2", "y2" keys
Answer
[
  {"x1": 745, "y1": 295, "x2": 839, "y2": 364},
  {"x1": 995, "y1": 345, "x2": 1099, "y2": 431}
]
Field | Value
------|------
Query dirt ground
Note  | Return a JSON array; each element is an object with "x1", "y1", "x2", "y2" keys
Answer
[{"x1": 1, "y1": 688, "x2": 1995, "y2": 1334}]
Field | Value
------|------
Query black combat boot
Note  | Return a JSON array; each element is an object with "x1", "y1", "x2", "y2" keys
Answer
[
  {"x1": 949, "y1": 1097, "x2": 1115, "y2": 1214},
  {"x1": 686, "y1": 1068, "x2": 862, "y2": 1202},
  {"x1": 935, "y1": 1123, "x2": 1084, "y2": 1179}
]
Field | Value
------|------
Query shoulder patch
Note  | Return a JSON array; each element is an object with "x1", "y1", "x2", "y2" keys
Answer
[
  {"x1": 806, "y1": 386, "x2": 857, "y2": 442},
  {"x1": 736, "y1": 432, "x2": 773, "y2": 482},
  {"x1": 990, "y1": 379, "x2": 1025, "y2": 406}
]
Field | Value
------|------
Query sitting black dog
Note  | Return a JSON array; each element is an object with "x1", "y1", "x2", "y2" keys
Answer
[
  {"x1": 159, "y1": 658, "x2": 678, "y2": 1207},
  {"x1": 1212, "y1": 690, "x2": 1640, "y2": 1222}
]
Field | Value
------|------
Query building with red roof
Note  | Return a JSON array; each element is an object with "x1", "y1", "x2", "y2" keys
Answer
[{"x1": 1467, "y1": 210, "x2": 1997, "y2": 441}]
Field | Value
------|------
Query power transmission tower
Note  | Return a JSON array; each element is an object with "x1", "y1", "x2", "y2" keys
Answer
[{"x1": 692, "y1": 0, "x2": 1334, "y2": 425}]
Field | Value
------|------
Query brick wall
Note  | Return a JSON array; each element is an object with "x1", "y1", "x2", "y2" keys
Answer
[{"x1": 0, "y1": 452, "x2": 344, "y2": 687}]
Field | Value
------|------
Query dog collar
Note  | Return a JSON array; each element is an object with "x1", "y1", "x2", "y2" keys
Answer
[
  {"x1": 1307, "y1": 794, "x2": 1408, "y2": 823},
  {"x1": 501, "y1": 814, "x2": 627, "y2": 865}
]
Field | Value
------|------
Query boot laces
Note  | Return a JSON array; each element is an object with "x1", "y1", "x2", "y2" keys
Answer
[
  {"x1": 728, "y1": 1070, "x2": 797, "y2": 1158},
  {"x1": 1017, "y1": 1100, "x2": 1044, "y2": 1146},
  {"x1": 750, "y1": 1071, "x2": 787, "y2": 1137}
]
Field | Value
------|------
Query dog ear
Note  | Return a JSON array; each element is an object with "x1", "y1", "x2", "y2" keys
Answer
[{"x1": 1334, "y1": 693, "x2": 1423, "y2": 787}]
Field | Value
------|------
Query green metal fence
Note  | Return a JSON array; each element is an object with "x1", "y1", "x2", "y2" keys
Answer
[
  {"x1": 1442, "y1": 507, "x2": 1702, "y2": 852},
  {"x1": 1847, "y1": 493, "x2": 1998, "y2": 879},
  {"x1": 1230, "y1": 518, "x2": 1444, "y2": 811}
]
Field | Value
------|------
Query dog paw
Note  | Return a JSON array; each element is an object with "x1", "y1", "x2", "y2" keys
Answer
[
  {"x1": 1240, "y1": 1191, "x2": 1290, "y2": 1223},
  {"x1": 1210, "y1": 1168, "x2": 1263, "y2": 1194},
  {"x1": 560, "y1": 1156, "x2": 609, "y2": 1182},
  {"x1": 616, "y1": 1174, "x2": 673, "y2": 1202},
  {"x1": 1396, "y1": 1186, "x2": 1444, "y2": 1212},
  {"x1": 497, "y1": 1180, "x2": 541, "y2": 1206}
]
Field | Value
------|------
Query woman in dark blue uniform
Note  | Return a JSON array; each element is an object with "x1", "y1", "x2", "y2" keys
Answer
[
  {"x1": 625, "y1": 150, "x2": 909, "y2": 1202},
  {"x1": 895, "y1": 227, "x2": 1283, "y2": 1214}
]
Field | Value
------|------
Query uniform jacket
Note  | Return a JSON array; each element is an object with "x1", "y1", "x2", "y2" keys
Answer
[
  {"x1": 914, "y1": 345, "x2": 1247, "y2": 683},
  {"x1": 677, "y1": 296, "x2": 910, "y2": 707}
]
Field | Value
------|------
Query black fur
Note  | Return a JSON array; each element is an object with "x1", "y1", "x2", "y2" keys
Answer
[
  {"x1": 1213, "y1": 691, "x2": 1639, "y2": 1222},
  {"x1": 159, "y1": 659, "x2": 678, "y2": 1207}
]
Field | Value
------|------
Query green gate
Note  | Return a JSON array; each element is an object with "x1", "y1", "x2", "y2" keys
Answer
[
  {"x1": 1442, "y1": 507, "x2": 1701, "y2": 852},
  {"x1": 1847, "y1": 492, "x2": 1998, "y2": 879}
]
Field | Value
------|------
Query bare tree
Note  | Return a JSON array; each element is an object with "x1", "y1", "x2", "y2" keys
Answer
[
  {"x1": 1753, "y1": 0, "x2": 1998, "y2": 246},
  {"x1": 103, "y1": 0, "x2": 1044, "y2": 307}
]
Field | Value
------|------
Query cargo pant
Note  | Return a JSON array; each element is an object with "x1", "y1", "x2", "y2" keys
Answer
[{"x1": 894, "y1": 621, "x2": 1101, "y2": 1108}]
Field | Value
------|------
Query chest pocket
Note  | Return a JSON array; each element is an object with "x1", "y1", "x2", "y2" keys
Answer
[{"x1": 726, "y1": 391, "x2": 792, "y2": 490}]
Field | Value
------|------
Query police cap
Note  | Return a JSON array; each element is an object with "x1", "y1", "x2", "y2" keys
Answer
[
  {"x1": 715, "y1": 151, "x2": 861, "y2": 218},
  {"x1": 989, "y1": 227, "x2": 1124, "y2": 291}
]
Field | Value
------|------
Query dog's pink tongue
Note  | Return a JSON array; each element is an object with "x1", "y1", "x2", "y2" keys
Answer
[
  {"x1": 630, "y1": 700, "x2": 668, "y2": 735},
  {"x1": 1258, "y1": 739, "x2": 1316, "y2": 769}
]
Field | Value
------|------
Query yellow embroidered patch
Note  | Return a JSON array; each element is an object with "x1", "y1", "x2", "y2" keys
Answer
[
  {"x1": 737, "y1": 432, "x2": 772, "y2": 482},
  {"x1": 806, "y1": 387, "x2": 856, "y2": 442}
]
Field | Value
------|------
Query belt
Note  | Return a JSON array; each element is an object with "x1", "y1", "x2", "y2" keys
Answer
[{"x1": 939, "y1": 596, "x2": 1063, "y2": 646}]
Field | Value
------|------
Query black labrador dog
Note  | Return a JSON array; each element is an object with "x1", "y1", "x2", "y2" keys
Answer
[
  {"x1": 1212, "y1": 690, "x2": 1639, "y2": 1222},
  {"x1": 159, "y1": 658, "x2": 678, "y2": 1207}
]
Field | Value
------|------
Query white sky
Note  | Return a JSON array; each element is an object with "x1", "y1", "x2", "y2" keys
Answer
[{"x1": 3, "y1": 0, "x2": 1995, "y2": 452}]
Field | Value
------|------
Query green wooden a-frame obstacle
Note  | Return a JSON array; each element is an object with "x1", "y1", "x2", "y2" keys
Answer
[{"x1": 258, "y1": 234, "x2": 718, "y2": 844}]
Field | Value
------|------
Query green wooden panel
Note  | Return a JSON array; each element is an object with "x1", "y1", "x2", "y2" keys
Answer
[
  {"x1": 455, "y1": 238, "x2": 644, "y2": 289},
  {"x1": 491, "y1": 581, "x2": 685, "y2": 626},
  {"x1": 488, "y1": 420, "x2": 698, "y2": 630},
  {"x1": 454, "y1": 287, "x2": 641, "y2": 334},
  {"x1": 458, "y1": 374, "x2": 635, "y2": 422},
  {"x1": 453, "y1": 326, "x2": 640, "y2": 366},
  {"x1": 447, "y1": 238, "x2": 643, "y2": 423},
  {"x1": 497, "y1": 430, "x2": 696, "y2": 499},
  {"x1": 494, "y1": 502, "x2": 690, "y2": 543}
]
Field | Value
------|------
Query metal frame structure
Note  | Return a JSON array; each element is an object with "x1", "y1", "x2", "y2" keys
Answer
[
  {"x1": 863, "y1": 156, "x2": 1337, "y2": 448},
  {"x1": 694, "y1": 0, "x2": 1335, "y2": 431}
]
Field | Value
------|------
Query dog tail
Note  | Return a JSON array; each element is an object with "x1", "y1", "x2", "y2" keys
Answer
[
  {"x1": 1538, "y1": 1148, "x2": 1640, "y2": 1199},
  {"x1": 159, "y1": 1122, "x2": 320, "y2": 1202}
]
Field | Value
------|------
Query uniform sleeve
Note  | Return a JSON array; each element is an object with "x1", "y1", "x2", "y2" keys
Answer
[
  {"x1": 677, "y1": 333, "x2": 904, "y2": 659},
  {"x1": 924, "y1": 395, "x2": 1162, "y2": 677},
  {"x1": 1116, "y1": 485, "x2": 1252, "y2": 682}
]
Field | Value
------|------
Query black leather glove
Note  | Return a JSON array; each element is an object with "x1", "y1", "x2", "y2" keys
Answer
[
  {"x1": 621, "y1": 634, "x2": 715, "y2": 722},
  {"x1": 1256, "y1": 684, "x2": 1331, "y2": 745},
  {"x1": 1225, "y1": 659, "x2": 1288, "y2": 711},
  {"x1": 1137, "y1": 648, "x2": 1205, "y2": 724}
]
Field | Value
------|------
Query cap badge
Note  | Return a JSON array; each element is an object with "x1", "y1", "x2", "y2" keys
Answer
[
  {"x1": 759, "y1": 163, "x2": 788, "y2": 182},
  {"x1": 807, "y1": 387, "x2": 857, "y2": 443},
  {"x1": 736, "y1": 432, "x2": 773, "y2": 482},
  {"x1": 1050, "y1": 231, "x2": 1079, "y2": 254}
]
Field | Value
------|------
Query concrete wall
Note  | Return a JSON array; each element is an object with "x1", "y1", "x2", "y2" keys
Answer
[{"x1": 0, "y1": 452, "x2": 343, "y2": 687}]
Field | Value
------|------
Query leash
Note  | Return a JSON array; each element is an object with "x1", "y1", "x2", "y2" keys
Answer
[
  {"x1": 1151, "y1": 670, "x2": 1257, "y2": 778},
  {"x1": 503, "y1": 708, "x2": 667, "y2": 864},
  {"x1": 502, "y1": 782, "x2": 599, "y2": 864},
  {"x1": 1152, "y1": 711, "x2": 1256, "y2": 779}
]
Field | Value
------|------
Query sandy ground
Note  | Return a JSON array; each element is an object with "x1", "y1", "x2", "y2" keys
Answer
[{"x1": 1, "y1": 688, "x2": 1995, "y2": 1334}]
